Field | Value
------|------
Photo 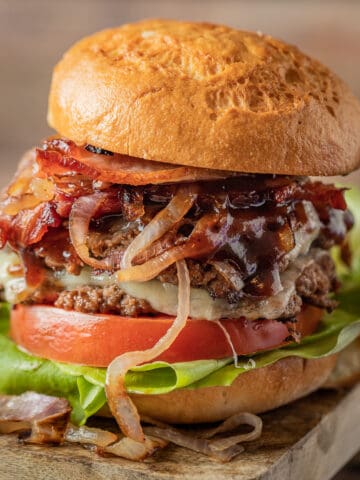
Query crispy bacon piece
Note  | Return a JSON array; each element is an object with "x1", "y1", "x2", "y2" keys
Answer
[
  {"x1": 39, "y1": 138, "x2": 234, "y2": 186},
  {"x1": 0, "y1": 392, "x2": 166, "y2": 458},
  {"x1": 0, "y1": 218, "x2": 8, "y2": 249},
  {"x1": 3, "y1": 202, "x2": 61, "y2": 248},
  {"x1": 36, "y1": 148, "x2": 100, "y2": 179},
  {"x1": 0, "y1": 392, "x2": 71, "y2": 444},
  {"x1": 19, "y1": 249, "x2": 46, "y2": 287},
  {"x1": 34, "y1": 228, "x2": 83, "y2": 274},
  {"x1": 297, "y1": 182, "x2": 347, "y2": 211},
  {"x1": 53, "y1": 191, "x2": 75, "y2": 217},
  {"x1": 273, "y1": 181, "x2": 347, "y2": 211},
  {"x1": 0, "y1": 186, "x2": 141, "y2": 251}
]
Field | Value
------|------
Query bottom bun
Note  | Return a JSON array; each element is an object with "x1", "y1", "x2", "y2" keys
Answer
[
  {"x1": 324, "y1": 338, "x2": 360, "y2": 389},
  {"x1": 131, "y1": 356, "x2": 337, "y2": 423},
  {"x1": 99, "y1": 355, "x2": 337, "y2": 424}
]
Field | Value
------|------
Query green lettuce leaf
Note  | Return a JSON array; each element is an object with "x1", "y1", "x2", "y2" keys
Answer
[
  {"x1": 0, "y1": 333, "x2": 107, "y2": 425},
  {"x1": 332, "y1": 187, "x2": 360, "y2": 281},
  {"x1": 0, "y1": 303, "x2": 10, "y2": 334},
  {"x1": 192, "y1": 310, "x2": 360, "y2": 388},
  {"x1": 1, "y1": 289, "x2": 360, "y2": 421}
]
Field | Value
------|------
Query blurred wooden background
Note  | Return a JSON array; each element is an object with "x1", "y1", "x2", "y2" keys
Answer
[{"x1": 1, "y1": 0, "x2": 360, "y2": 188}]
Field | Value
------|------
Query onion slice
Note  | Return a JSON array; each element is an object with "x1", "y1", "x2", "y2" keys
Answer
[
  {"x1": 106, "y1": 259, "x2": 190, "y2": 442},
  {"x1": 117, "y1": 213, "x2": 222, "y2": 282},
  {"x1": 142, "y1": 411, "x2": 262, "y2": 462},
  {"x1": 104, "y1": 435, "x2": 168, "y2": 460},
  {"x1": 143, "y1": 425, "x2": 233, "y2": 460},
  {"x1": 121, "y1": 185, "x2": 197, "y2": 270},
  {"x1": 0, "y1": 420, "x2": 30, "y2": 434},
  {"x1": 6, "y1": 150, "x2": 37, "y2": 197},
  {"x1": 201, "y1": 412, "x2": 263, "y2": 450},
  {"x1": 69, "y1": 192, "x2": 121, "y2": 270},
  {"x1": 213, "y1": 320, "x2": 240, "y2": 368},
  {"x1": 65, "y1": 424, "x2": 118, "y2": 447}
]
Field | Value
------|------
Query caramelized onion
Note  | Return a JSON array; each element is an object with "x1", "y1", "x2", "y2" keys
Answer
[
  {"x1": 142, "y1": 412, "x2": 262, "y2": 462},
  {"x1": 117, "y1": 213, "x2": 223, "y2": 282},
  {"x1": 141, "y1": 414, "x2": 262, "y2": 462},
  {"x1": 69, "y1": 192, "x2": 122, "y2": 270},
  {"x1": 6, "y1": 150, "x2": 37, "y2": 197},
  {"x1": 3, "y1": 178, "x2": 56, "y2": 216},
  {"x1": 106, "y1": 260, "x2": 190, "y2": 442},
  {"x1": 121, "y1": 185, "x2": 197, "y2": 270},
  {"x1": 104, "y1": 435, "x2": 168, "y2": 460},
  {"x1": 201, "y1": 412, "x2": 263, "y2": 450},
  {"x1": 29, "y1": 178, "x2": 55, "y2": 201},
  {"x1": 144, "y1": 425, "x2": 228, "y2": 459},
  {"x1": 143, "y1": 425, "x2": 244, "y2": 462},
  {"x1": 2, "y1": 149, "x2": 56, "y2": 216},
  {"x1": 213, "y1": 320, "x2": 239, "y2": 368},
  {"x1": 0, "y1": 420, "x2": 30, "y2": 434},
  {"x1": 65, "y1": 424, "x2": 118, "y2": 447},
  {"x1": 64, "y1": 424, "x2": 168, "y2": 460},
  {"x1": 3, "y1": 195, "x2": 47, "y2": 216},
  {"x1": 209, "y1": 260, "x2": 244, "y2": 291}
]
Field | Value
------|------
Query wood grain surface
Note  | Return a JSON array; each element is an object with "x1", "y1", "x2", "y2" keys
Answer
[{"x1": 0, "y1": 385, "x2": 360, "y2": 480}]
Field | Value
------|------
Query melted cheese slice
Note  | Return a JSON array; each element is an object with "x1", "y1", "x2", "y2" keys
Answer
[{"x1": 120, "y1": 252, "x2": 318, "y2": 320}]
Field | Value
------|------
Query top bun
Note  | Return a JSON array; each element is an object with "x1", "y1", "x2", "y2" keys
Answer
[{"x1": 48, "y1": 19, "x2": 360, "y2": 176}]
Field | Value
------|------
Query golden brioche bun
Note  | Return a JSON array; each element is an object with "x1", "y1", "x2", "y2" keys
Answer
[
  {"x1": 48, "y1": 19, "x2": 360, "y2": 176},
  {"x1": 98, "y1": 355, "x2": 337, "y2": 424}
]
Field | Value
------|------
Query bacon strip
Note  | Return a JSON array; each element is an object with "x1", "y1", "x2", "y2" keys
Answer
[
  {"x1": 1, "y1": 202, "x2": 61, "y2": 248},
  {"x1": 302, "y1": 183, "x2": 347, "y2": 210},
  {"x1": 36, "y1": 148, "x2": 100, "y2": 179},
  {"x1": 38, "y1": 138, "x2": 234, "y2": 186},
  {"x1": 0, "y1": 392, "x2": 71, "y2": 444}
]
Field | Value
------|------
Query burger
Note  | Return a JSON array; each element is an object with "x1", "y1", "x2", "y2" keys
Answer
[{"x1": 1, "y1": 19, "x2": 360, "y2": 459}]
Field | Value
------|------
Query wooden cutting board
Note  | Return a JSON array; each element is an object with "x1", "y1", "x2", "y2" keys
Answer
[{"x1": 0, "y1": 385, "x2": 359, "y2": 480}]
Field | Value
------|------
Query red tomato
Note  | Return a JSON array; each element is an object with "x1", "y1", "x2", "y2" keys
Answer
[{"x1": 10, "y1": 305, "x2": 322, "y2": 367}]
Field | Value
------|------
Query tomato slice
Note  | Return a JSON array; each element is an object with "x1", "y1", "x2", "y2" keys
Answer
[{"x1": 10, "y1": 305, "x2": 323, "y2": 367}]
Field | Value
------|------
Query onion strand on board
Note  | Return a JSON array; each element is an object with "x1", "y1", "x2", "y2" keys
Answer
[
  {"x1": 106, "y1": 259, "x2": 191, "y2": 442},
  {"x1": 201, "y1": 412, "x2": 263, "y2": 450},
  {"x1": 142, "y1": 425, "x2": 244, "y2": 462},
  {"x1": 65, "y1": 424, "x2": 118, "y2": 447},
  {"x1": 121, "y1": 185, "x2": 197, "y2": 270},
  {"x1": 104, "y1": 435, "x2": 168, "y2": 460},
  {"x1": 142, "y1": 411, "x2": 262, "y2": 462}
]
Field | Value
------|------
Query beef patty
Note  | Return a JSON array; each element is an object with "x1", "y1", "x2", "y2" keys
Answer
[{"x1": 51, "y1": 252, "x2": 337, "y2": 318}]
